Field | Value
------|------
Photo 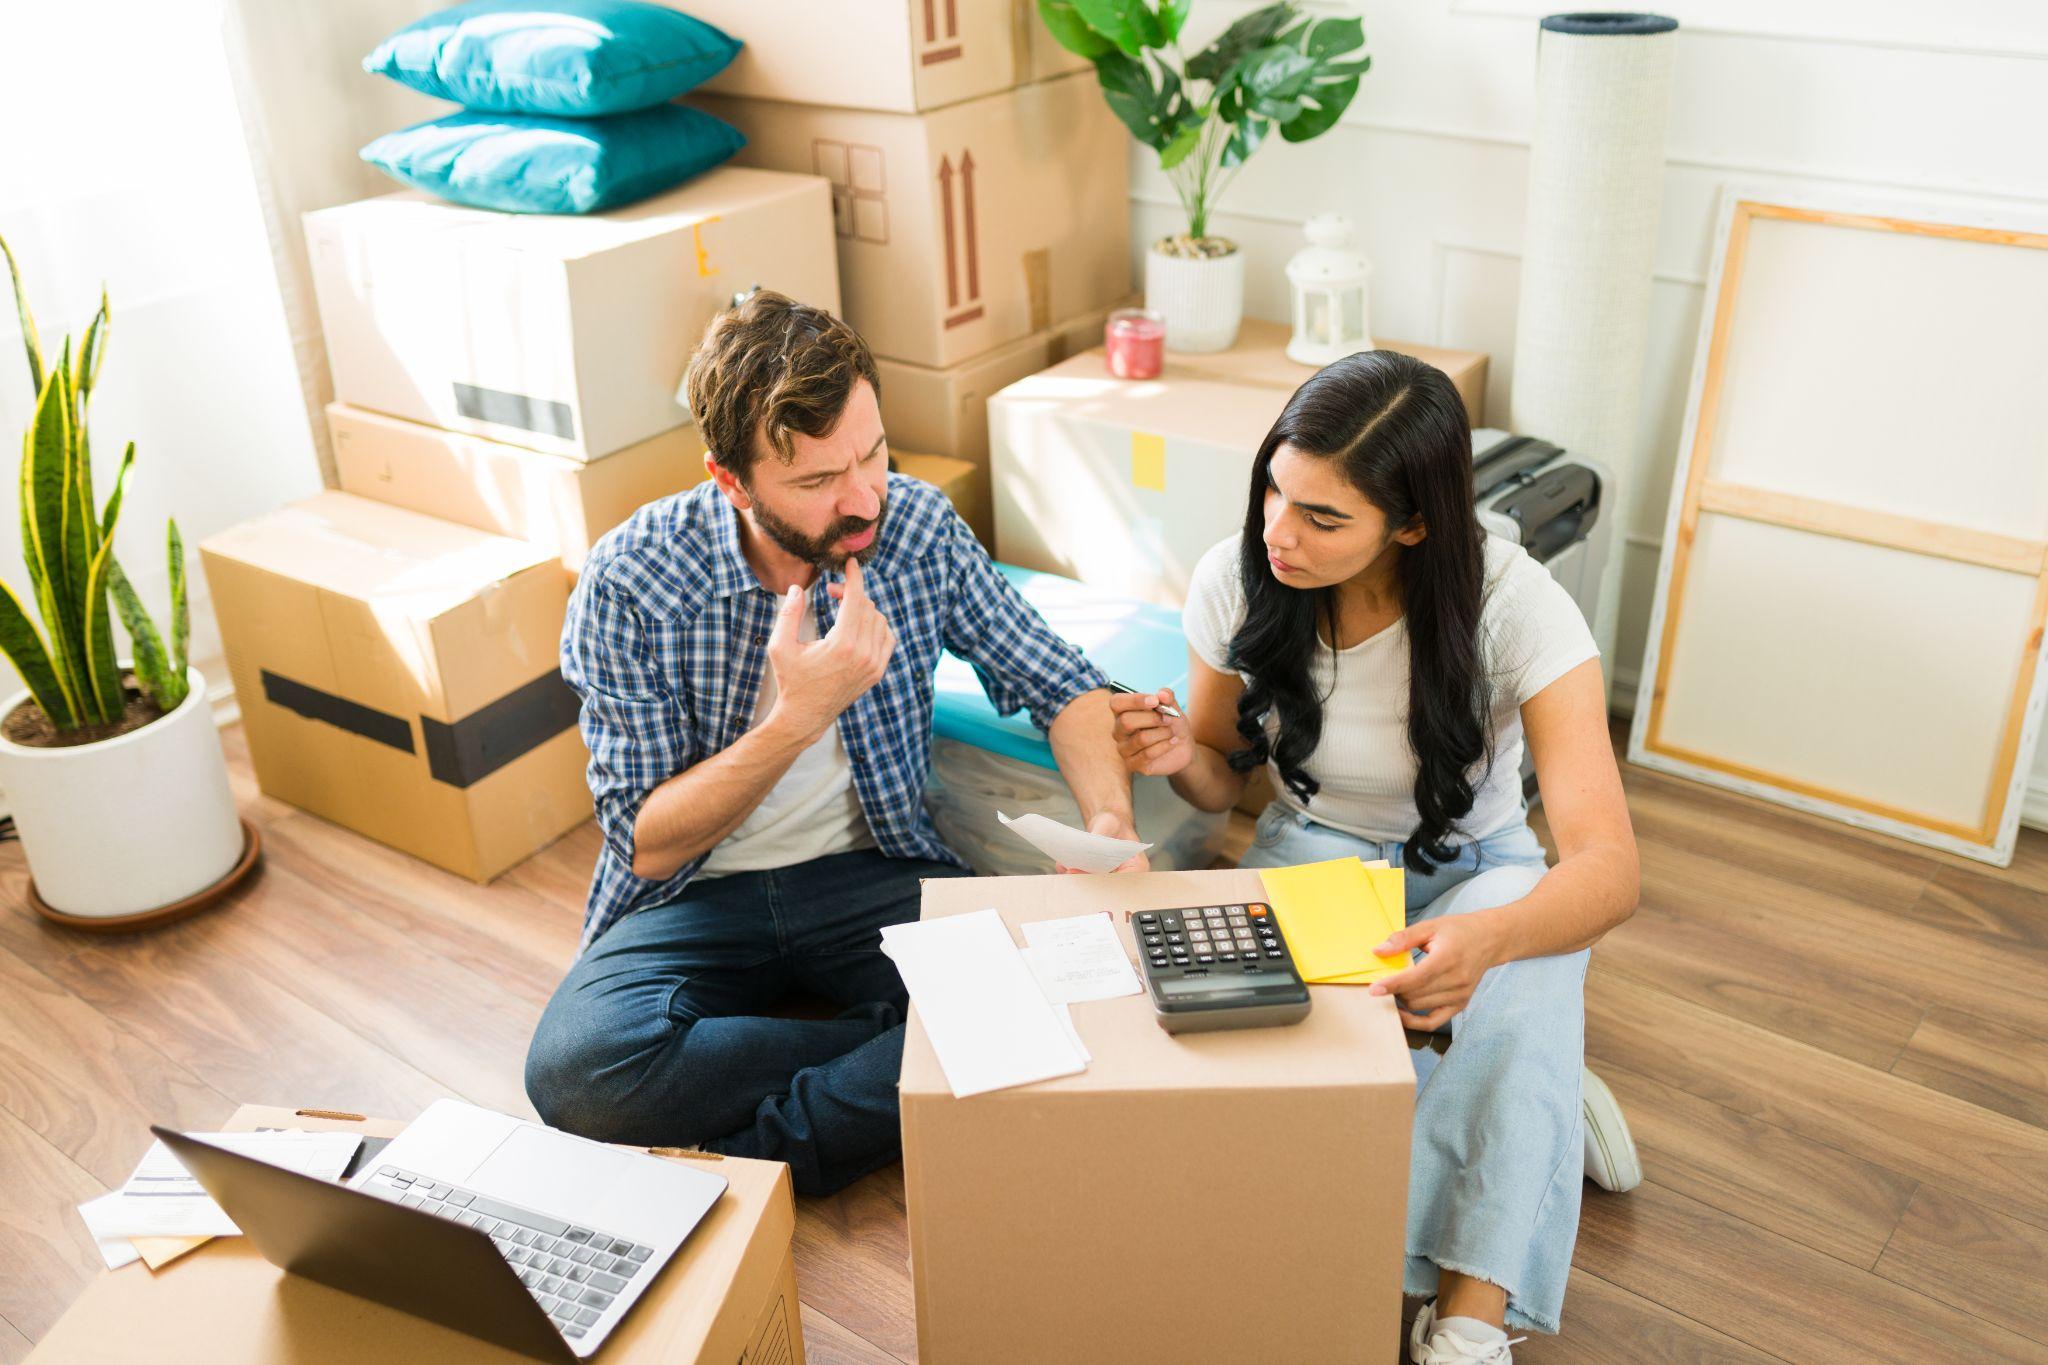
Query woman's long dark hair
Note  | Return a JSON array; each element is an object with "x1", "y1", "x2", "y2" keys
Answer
[{"x1": 1226, "y1": 350, "x2": 1491, "y2": 872}]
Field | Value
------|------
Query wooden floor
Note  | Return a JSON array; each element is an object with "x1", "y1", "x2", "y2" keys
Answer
[{"x1": 4, "y1": 726, "x2": 2048, "y2": 1362}]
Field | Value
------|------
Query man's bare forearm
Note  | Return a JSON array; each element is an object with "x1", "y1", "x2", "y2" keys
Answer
[
  {"x1": 1047, "y1": 689, "x2": 1136, "y2": 828},
  {"x1": 630, "y1": 706, "x2": 822, "y2": 879}
]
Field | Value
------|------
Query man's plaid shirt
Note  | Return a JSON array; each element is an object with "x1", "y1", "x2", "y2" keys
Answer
[{"x1": 561, "y1": 473, "x2": 1108, "y2": 952}]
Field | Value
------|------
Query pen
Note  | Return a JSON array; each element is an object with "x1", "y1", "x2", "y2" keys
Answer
[{"x1": 1107, "y1": 680, "x2": 1184, "y2": 720}]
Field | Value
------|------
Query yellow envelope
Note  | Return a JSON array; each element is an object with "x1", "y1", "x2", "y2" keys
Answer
[
  {"x1": 1315, "y1": 867, "x2": 1411, "y2": 984},
  {"x1": 1260, "y1": 858, "x2": 1411, "y2": 983}
]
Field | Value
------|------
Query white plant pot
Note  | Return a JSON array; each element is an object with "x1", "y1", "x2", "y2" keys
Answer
[
  {"x1": 0, "y1": 666, "x2": 244, "y2": 919},
  {"x1": 1145, "y1": 246, "x2": 1246, "y2": 354}
]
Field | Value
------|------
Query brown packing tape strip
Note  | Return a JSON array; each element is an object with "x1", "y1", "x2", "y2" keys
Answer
[
  {"x1": 649, "y1": 1146, "x2": 725, "y2": 1162},
  {"x1": 1023, "y1": 248, "x2": 1052, "y2": 334},
  {"x1": 1010, "y1": 0, "x2": 1032, "y2": 86},
  {"x1": 297, "y1": 1107, "x2": 369, "y2": 1122}
]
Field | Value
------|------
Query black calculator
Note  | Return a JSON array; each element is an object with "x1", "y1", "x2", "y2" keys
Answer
[{"x1": 1132, "y1": 903, "x2": 1312, "y2": 1034}]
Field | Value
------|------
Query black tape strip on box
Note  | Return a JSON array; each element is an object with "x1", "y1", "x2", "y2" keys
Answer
[
  {"x1": 262, "y1": 670, "x2": 416, "y2": 754},
  {"x1": 452, "y1": 381, "x2": 577, "y2": 441},
  {"x1": 420, "y1": 670, "x2": 582, "y2": 789}
]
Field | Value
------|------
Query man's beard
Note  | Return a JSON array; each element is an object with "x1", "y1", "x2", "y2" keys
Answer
[{"x1": 749, "y1": 489, "x2": 888, "y2": 570}]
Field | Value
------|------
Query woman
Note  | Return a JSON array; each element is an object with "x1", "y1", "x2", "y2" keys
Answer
[{"x1": 1112, "y1": 351, "x2": 1640, "y2": 1364}]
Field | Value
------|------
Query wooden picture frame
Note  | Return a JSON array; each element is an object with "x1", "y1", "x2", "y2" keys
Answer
[{"x1": 1629, "y1": 188, "x2": 2048, "y2": 864}]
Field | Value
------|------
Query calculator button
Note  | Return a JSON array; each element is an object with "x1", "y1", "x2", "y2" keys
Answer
[
  {"x1": 1137, "y1": 913, "x2": 1158, "y2": 925},
  {"x1": 1225, "y1": 905, "x2": 1244, "y2": 914},
  {"x1": 1266, "y1": 949, "x2": 1286, "y2": 959},
  {"x1": 1248, "y1": 905, "x2": 1268, "y2": 917},
  {"x1": 1144, "y1": 934, "x2": 1163, "y2": 946},
  {"x1": 1196, "y1": 953, "x2": 1214, "y2": 964},
  {"x1": 1165, "y1": 932, "x2": 1184, "y2": 943},
  {"x1": 1216, "y1": 952, "x2": 1236, "y2": 963}
]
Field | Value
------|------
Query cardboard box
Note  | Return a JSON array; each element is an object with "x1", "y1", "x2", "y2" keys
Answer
[
  {"x1": 306, "y1": 167, "x2": 840, "y2": 461},
  {"x1": 677, "y1": 0, "x2": 1085, "y2": 113},
  {"x1": 28, "y1": 1103, "x2": 804, "y2": 1364},
  {"x1": 893, "y1": 450, "x2": 987, "y2": 546},
  {"x1": 690, "y1": 73, "x2": 1130, "y2": 370},
  {"x1": 875, "y1": 298, "x2": 1128, "y2": 465},
  {"x1": 989, "y1": 329, "x2": 1491, "y2": 606},
  {"x1": 901, "y1": 869, "x2": 1412, "y2": 1364},
  {"x1": 201, "y1": 493, "x2": 591, "y2": 882},
  {"x1": 1156, "y1": 319, "x2": 1489, "y2": 428},
  {"x1": 329, "y1": 403, "x2": 708, "y2": 573}
]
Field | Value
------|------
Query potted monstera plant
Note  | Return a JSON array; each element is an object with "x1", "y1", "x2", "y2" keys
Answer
[
  {"x1": 1040, "y1": 0, "x2": 1369, "y2": 352},
  {"x1": 0, "y1": 239, "x2": 248, "y2": 924}
]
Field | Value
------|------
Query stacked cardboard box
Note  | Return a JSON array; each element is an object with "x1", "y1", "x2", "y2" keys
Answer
[
  {"x1": 686, "y1": 36, "x2": 1134, "y2": 543},
  {"x1": 201, "y1": 169, "x2": 842, "y2": 881}
]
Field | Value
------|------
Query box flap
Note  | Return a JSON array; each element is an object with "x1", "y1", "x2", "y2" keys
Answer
[
  {"x1": 900, "y1": 869, "x2": 1413, "y2": 1099},
  {"x1": 994, "y1": 350, "x2": 1289, "y2": 449},
  {"x1": 306, "y1": 167, "x2": 833, "y2": 260},
  {"x1": 200, "y1": 493, "x2": 552, "y2": 620}
]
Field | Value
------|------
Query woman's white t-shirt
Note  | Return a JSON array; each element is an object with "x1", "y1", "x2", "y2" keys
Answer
[{"x1": 1182, "y1": 534, "x2": 1598, "y2": 845}]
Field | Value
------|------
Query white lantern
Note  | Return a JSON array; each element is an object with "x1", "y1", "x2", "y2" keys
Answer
[{"x1": 1285, "y1": 213, "x2": 1374, "y2": 367}]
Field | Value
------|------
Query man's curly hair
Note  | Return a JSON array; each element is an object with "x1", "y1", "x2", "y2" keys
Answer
[{"x1": 682, "y1": 289, "x2": 880, "y2": 483}]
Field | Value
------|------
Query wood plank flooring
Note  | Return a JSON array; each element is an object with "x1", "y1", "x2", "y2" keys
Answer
[{"x1": 2, "y1": 727, "x2": 2046, "y2": 1362}]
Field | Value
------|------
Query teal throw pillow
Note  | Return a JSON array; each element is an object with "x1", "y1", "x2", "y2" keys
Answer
[
  {"x1": 365, "y1": 0, "x2": 742, "y2": 117},
  {"x1": 360, "y1": 105, "x2": 745, "y2": 214}
]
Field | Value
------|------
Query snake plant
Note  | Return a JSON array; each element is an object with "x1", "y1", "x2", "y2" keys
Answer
[{"x1": 0, "y1": 235, "x2": 188, "y2": 731}]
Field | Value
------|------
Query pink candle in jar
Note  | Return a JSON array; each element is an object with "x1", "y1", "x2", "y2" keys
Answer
[{"x1": 1104, "y1": 308, "x2": 1165, "y2": 379}]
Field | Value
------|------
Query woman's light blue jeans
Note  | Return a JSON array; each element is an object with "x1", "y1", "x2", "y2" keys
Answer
[{"x1": 1239, "y1": 802, "x2": 1586, "y2": 1335}]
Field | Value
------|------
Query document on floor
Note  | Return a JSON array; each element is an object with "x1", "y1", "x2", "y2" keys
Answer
[
  {"x1": 1019, "y1": 912, "x2": 1142, "y2": 1003},
  {"x1": 882, "y1": 909, "x2": 1089, "y2": 1097},
  {"x1": 997, "y1": 811, "x2": 1152, "y2": 874},
  {"x1": 82, "y1": 1130, "x2": 363, "y2": 1241}
]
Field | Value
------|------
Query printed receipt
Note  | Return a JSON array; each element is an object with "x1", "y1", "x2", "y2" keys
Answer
[
  {"x1": 997, "y1": 811, "x2": 1152, "y2": 874},
  {"x1": 1019, "y1": 913, "x2": 1143, "y2": 1003}
]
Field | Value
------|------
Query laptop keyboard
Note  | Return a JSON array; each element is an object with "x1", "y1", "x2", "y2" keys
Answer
[{"x1": 364, "y1": 1165, "x2": 651, "y2": 1341}]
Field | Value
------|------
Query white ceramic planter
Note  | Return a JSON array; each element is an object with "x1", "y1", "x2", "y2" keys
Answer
[
  {"x1": 0, "y1": 666, "x2": 243, "y2": 918},
  {"x1": 1144, "y1": 246, "x2": 1245, "y2": 353}
]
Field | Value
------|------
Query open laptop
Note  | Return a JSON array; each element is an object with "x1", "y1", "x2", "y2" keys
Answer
[{"x1": 150, "y1": 1098, "x2": 727, "y2": 1361}]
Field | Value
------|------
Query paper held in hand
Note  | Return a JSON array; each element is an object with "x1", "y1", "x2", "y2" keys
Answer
[{"x1": 998, "y1": 811, "x2": 1153, "y2": 873}]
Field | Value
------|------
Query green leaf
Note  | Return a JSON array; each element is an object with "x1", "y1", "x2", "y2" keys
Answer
[
  {"x1": 107, "y1": 557, "x2": 172, "y2": 708},
  {"x1": 1158, "y1": 123, "x2": 1201, "y2": 169},
  {"x1": 1072, "y1": 0, "x2": 1145, "y2": 56},
  {"x1": 1223, "y1": 115, "x2": 1270, "y2": 168},
  {"x1": 0, "y1": 234, "x2": 43, "y2": 399},
  {"x1": 1036, "y1": 0, "x2": 1114, "y2": 58},
  {"x1": 82, "y1": 535, "x2": 122, "y2": 723},
  {"x1": 1280, "y1": 72, "x2": 1363, "y2": 142},
  {"x1": 99, "y1": 441, "x2": 134, "y2": 541},
  {"x1": 78, "y1": 288, "x2": 108, "y2": 405},
  {"x1": 1305, "y1": 15, "x2": 1365, "y2": 59},
  {"x1": 1241, "y1": 44, "x2": 1315, "y2": 100},
  {"x1": 1158, "y1": 0, "x2": 1191, "y2": 44},
  {"x1": 25, "y1": 348, "x2": 88, "y2": 712},
  {"x1": 168, "y1": 519, "x2": 190, "y2": 701},
  {"x1": 1187, "y1": 1, "x2": 1297, "y2": 82},
  {"x1": 0, "y1": 578, "x2": 70, "y2": 728},
  {"x1": 56, "y1": 352, "x2": 94, "y2": 696},
  {"x1": 1093, "y1": 50, "x2": 1174, "y2": 150}
]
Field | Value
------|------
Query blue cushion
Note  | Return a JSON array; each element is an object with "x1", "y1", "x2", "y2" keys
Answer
[
  {"x1": 360, "y1": 105, "x2": 745, "y2": 214},
  {"x1": 365, "y1": 0, "x2": 742, "y2": 117}
]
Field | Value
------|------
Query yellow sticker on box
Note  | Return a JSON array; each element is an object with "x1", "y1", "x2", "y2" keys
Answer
[{"x1": 1131, "y1": 431, "x2": 1166, "y2": 491}]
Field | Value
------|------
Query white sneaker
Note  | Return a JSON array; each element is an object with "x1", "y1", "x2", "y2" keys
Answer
[
  {"x1": 1582, "y1": 1066, "x2": 1643, "y2": 1193},
  {"x1": 1409, "y1": 1300, "x2": 1524, "y2": 1364}
]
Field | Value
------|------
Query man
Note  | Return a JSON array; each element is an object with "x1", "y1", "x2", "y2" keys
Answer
[{"x1": 525, "y1": 289, "x2": 1139, "y2": 1195}]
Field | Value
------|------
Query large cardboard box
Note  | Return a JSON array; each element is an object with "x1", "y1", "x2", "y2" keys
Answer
[
  {"x1": 678, "y1": 0, "x2": 1085, "y2": 113},
  {"x1": 1158, "y1": 318, "x2": 1488, "y2": 427},
  {"x1": 329, "y1": 403, "x2": 707, "y2": 573},
  {"x1": 691, "y1": 73, "x2": 1130, "y2": 370},
  {"x1": 901, "y1": 869, "x2": 1412, "y2": 1364},
  {"x1": 892, "y1": 450, "x2": 987, "y2": 546},
  {"x1": 306, "y1": 168, "x2": 840, "y2": 461},
  {"x1": 989, "y1": 329, "x2": 1491, "y2": 607},
  {"x1": 28, "y1": 1103, "x2": 805, "y2": 1363},
  {"x1": 201, "y1": 493, "x2": 591, "y2": 882}
]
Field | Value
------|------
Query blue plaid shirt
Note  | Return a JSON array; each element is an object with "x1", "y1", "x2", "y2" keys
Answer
[{"x1": 561, "y1": 473, "x2": 1109, "y2": 951}]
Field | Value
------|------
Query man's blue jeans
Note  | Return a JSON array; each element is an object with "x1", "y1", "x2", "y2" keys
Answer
[{"x1": 524, "y1": 849, "x2": 967, "y2": 1196}]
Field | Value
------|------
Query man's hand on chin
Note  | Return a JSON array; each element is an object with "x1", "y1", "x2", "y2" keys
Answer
[{"x1": 1055, "y1": 812, "x2": 1150, "y2": 875}]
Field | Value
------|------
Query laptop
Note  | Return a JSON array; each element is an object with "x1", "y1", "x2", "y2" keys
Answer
[{"x1": 149, "y1": 1098, "x2": 727, "y2": 1361}]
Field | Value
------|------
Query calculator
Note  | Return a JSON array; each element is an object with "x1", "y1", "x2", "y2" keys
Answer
[{"x1": 1132, "y1": 903, "x2": 1312, "y2": 1034}]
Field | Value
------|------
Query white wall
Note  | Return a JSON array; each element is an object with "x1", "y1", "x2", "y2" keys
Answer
[
  {"x1": 1133, "y1": 0, "x2": 2048, "y2": 824},
  {"x1": 0, "y1": 2, "x2": 326, "y2": 707}
]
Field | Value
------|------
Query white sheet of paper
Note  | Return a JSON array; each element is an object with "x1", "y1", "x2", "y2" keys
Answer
[
  {"x1": 76, "y1": 1193, "x2": 143, "y2": 1269},
  {"x1": 89, "y1": 1131, "x2": 363, "y2": 1239},
  {"x1": 998, "y1": 811, "x2": 1152, "y2": 874},
  {"x1": 1020, "y1": 913, "x2": 1142, "y2": 1003},
  {"x1": 882, "y1": 909, "x2": 1088, "y2": 1098}
]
